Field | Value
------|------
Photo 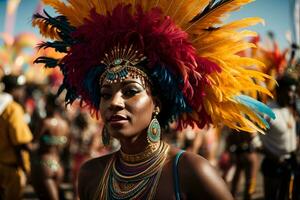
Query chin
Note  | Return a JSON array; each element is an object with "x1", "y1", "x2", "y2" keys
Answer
[{"x1": 109, "y1": 128, "x2": 131, "y2": 139}]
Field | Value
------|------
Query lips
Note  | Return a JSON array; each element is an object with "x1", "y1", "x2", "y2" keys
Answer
[
  {"x1": 108, "y1": 114, "x2": 127, "y2": 121},
  {"x1": 107, "y1": 114, "x2": 129, "y2": 127}
]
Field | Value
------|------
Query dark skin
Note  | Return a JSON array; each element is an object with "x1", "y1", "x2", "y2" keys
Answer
[
  {"x1": 79, "y1": 147, "x2": 233, "y2": 200},
  {"x1": 31, "y1": 109, "x2": 69, "y2": 200},
  {"x1": 78, "y1": 77, "x2": 233, "y2": 200}
]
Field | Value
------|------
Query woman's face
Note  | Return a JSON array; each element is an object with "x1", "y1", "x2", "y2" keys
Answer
[{"x1": 99, "y1": 77, "x2": 155, "y2": 140}]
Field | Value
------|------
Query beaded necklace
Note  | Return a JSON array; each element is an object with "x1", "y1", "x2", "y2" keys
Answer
[
  {"x1": 96, "y1": 142, "x2": 170, "y2": 200},
  {"x1": 120, "y1": 142, "x2": 160, "y2": 163}
]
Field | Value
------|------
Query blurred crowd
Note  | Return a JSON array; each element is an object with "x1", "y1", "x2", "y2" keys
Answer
[
  {"x1": 0, "y1": 71, "x2": 300, "y2": 200},
  {"x1": 0, "y1": 74, "x2": 120, "y2": 200},
  {"x1": 1, "y1": 31, "x2": 300, "y2": 199},
  {"x1": 0, "y1": 0, "x2": 300, "y2": 199}
]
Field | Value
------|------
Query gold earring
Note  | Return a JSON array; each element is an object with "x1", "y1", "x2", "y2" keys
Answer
[{"x1": 147, "y1": 107, "x2": 161, "y2": 143}]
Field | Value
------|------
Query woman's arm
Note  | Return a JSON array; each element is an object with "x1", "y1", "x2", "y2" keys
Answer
[{"x1": 180, "y1": 151, "x2": 233, "y2": 200}]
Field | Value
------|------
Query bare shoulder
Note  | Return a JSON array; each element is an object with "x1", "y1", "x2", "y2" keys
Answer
[
  {"x1": 78, "y1": 152, "x2": 115, "y2": 200},
  {"x1": 78, "y1": 153, "x2": 112, "y2": 178},
  {"x1": 179, "y1": 151, "x2": 233, "y2": 200}
]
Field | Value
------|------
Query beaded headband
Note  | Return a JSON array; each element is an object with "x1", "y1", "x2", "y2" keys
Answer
[{"x1": 99, "y1": 45, "x2": 150, "y2": 86}]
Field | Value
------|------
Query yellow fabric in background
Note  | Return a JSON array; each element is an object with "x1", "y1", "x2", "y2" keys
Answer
[
  {"x1": 0, "y1": 164, "x2": 26, "y2": 200},
  {"x1": 0, "y1": 101, "x2": 32, "y2": 172}
]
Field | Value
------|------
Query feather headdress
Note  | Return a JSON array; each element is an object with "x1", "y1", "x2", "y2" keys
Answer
[
  {"x1": 248, "y1": 34, "x2": 289, "y2": 103},
  {"x1": 33, "y1": 0, "x2": 275, "y2": 133}
]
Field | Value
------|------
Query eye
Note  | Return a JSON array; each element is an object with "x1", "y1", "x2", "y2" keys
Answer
[
  {"x1": 123, "y1": 89, "x2": 139, "y2": 97},
  {"x1": 100, "y1": 92, "x2": 112, "y2": 100}
]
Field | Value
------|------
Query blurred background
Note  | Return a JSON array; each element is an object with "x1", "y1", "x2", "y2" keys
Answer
[{"x1": 0, "y1": 1, "x2": 299, "y2": 200}]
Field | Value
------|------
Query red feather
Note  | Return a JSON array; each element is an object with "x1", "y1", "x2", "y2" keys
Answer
[{"x1": 62, "y1": 3, "x2": 221, "y2": 129}]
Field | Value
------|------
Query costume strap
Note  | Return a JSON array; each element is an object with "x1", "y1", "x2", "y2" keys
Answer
[{"x1": 173, "y1": 150, "x2": 185, "y2": 200}]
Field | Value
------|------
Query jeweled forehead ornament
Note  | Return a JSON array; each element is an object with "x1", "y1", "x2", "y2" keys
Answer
[{"x1": 99, "y1": 45, "x2": 150, "y2": 86}]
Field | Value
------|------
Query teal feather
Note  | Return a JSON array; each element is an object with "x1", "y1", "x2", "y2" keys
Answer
[
  {"x1": 253, "y1": 111, "x2": 270, "y2": 129},
  {"x1": 235, "y1": 95, "x2": 276, "y2": 120}
]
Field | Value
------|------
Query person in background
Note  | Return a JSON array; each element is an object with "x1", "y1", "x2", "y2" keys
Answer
[
  {"x1": 181, "y1": 125, "x2": 203, "y2": 153},
  {"x1": 260, "y1": 75, "x2": 300, "y2": 200},
  {"x1": 0, "y1": 74, "x2": 33, "y2": 200},
  {"x1": 70, "y1": 112, "x2": 106, "y2": 200},
  {"x1": 226, "y1": 129, "x2": 259, "y2": 200},
  {"x1": 30, "y1": 93, "x2": 69, "y2": 200}
]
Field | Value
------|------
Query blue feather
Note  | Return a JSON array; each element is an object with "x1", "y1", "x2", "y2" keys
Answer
[
  {"x1": 83, "y1": 67, "x2": 104, "y2": 109},
  {"x1": 255, "y1": 112, "x2": 270, "y2": 129},
  {"x1": 235, "y1": 95, "x2": 276, "y2": 120},
  {"x1": 149, "y1": 65, "x2": 191, "y2": 126}
]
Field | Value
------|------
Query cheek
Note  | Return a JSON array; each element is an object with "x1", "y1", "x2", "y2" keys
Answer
[{"x1": 128, "y1": 95, "x2": 154, "y2": 125}]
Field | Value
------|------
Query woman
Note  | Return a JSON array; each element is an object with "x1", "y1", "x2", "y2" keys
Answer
[
  {"x1": 33, "y1": 0, "x2": 275, "y2": 199},
  {"x1": 30, "y1": 94, "x2": 69, "y2": 200},
  {"x1": 79, "y1": 73, "x2": 233, "y2": 199},
  {"x1": 226, "y1": 129, "x2": 259, "y2": 200},
  {"x1": 260, "y1": 75, "x2": 299, "y2": 200}
]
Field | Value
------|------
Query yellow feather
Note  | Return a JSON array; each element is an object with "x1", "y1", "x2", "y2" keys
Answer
[
  {"x1": 184, "y1": 0, "x2": 254, "y2": 31},
  {"x1": 223, "y1": 56, "x2": 265, "y2": 68},
  {"x1": 238, "y1": 105, "x2": 267, "y2": 130},
  {"x1": 168, "y1": 0, "x2": 211, "y2": 26},
  {"x1": 90, "y1": 0, "x2": 104, "y2": 14},
  {"x1": 204, "y1": 98, "x2": 266, "y2": 133},
  {"x1": 203, "y1": 99, "x2": 214, "y2": 115},
  {"x1": 222, "y1": 17, "x2": 264, "y2": 30},
  {"x1": 67, "y1": 0, "x2": 93, "y2": 19},
  {"x1": 206, "y1": 42, "x2": 256, "y2": 56},
  {"x1": 202, "y1": 50, "x2": 273, "y2": 127},
  {"x1": 36, "y1": 0, "x2": 273, "y2": 133},
  {"x1": 194, "y1": 32, "x2": 257, "y2": 56},
  {"x1": 32, "y1": 18, "x2": 60, "y2": 40},
  {"x1": 139, "y1": 0, "x2": 210, "y2": 26},
  {"x1": 42, "y1": 0, "x2": 83, "y2": 26},
  {"x1": 214, "y1": 86, "x2": 224, "y2": 102},
  {"x1": 42, "y1": 0, "x2": 130, "y2": 27}
]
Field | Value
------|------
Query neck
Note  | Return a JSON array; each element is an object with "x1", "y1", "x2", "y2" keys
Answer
[
  {"x1": 119, "y1": 131, "x2": 151, "y2": 154},
  {"x1": 120, "y1": 141, "x2": 161, "y2": 163},
  {"x1": 120, "y1": 132, "x2": 160, "y2": 155},
  {"x1": 118, "y1": 132, "x2": 162, "y2": 162}
]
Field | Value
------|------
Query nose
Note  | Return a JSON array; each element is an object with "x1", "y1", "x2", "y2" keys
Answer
[{"x1": 109, "y1": 92, "x2": 125, "y2": 110}]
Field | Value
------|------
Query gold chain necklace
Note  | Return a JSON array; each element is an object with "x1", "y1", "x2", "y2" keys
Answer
[
  {"x1": 119, "y1": 142, "x2": 160, "y2": 163},
  {"x1": 95, "y1": 142, "x2": 170, "y2": 200}
]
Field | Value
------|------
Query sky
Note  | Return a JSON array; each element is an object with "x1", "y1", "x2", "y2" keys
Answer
[{"x1": 0, "y1": 0, "x2": 297, "y2": 50}]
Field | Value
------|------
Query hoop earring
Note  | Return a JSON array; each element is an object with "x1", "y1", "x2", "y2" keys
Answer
[
  {"x1": 147, "y1": 107, "x2": 161, "y2": 143},
  {"x1": 102, "y1": 127, "x2": 110, "y2": 145}
]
